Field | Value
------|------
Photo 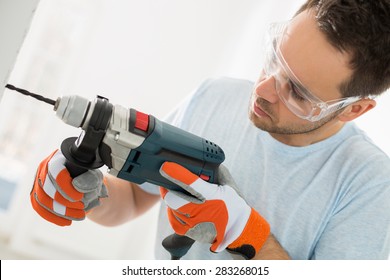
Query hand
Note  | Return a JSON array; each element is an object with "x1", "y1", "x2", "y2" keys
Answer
[
  {"x1": 159, "y1": 162, "x2": 270, "y2": 259},
  {"x1": 31, "y1": 149, "x2": 108, "y2": 226}
]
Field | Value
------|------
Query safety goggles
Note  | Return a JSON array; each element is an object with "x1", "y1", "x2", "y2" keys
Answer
[{"x1": 261, "y1": 21, "x2": 361, "y2": 122}]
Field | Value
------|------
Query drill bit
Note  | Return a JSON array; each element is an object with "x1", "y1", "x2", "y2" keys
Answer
[{"x1": 5, "y1": 84, "x2": 56, "y2": 106}]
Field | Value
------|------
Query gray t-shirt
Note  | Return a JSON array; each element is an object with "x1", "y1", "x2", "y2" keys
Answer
[{"x1": 141, "y1": 77, "x2": 390, "y2": 260}]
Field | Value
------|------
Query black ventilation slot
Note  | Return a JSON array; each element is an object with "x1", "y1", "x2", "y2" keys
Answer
[
  {"x1": 127, "y1": 151, "x2": 142, "y2": 173},
  {"x1": 205, "y1": 139, "x2": 223, "y2": 159}
]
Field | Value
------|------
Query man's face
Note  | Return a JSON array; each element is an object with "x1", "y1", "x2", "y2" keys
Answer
[{"x1": 248, "y1": 10, "x2": 353, "y2": 135}]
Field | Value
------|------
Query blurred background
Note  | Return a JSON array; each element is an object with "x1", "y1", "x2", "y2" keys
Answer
[{"x1": 0, "y1": 0, "x2": 388, "y2": 259}]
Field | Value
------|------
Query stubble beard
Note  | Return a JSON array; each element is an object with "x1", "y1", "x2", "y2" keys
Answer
[{"x1": 249, "y1": 96, "x2": 339, "y2": 135}]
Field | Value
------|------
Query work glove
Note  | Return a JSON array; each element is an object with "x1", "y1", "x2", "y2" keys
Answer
[
  {"x1": 31, "y1": 149, "x2": 108, "y2": 226},
  {"x1": 159, "y1": 162, "x2": 270, "y2": 259}
]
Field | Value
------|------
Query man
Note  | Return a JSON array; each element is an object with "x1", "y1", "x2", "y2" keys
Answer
[{"x1": 31, "y1": 0, "x2": 390, "y2": 259}]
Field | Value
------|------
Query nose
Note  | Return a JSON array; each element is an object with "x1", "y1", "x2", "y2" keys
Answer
[{"x1": 254, "y1": 75, "x2": 279, "y2": 104}]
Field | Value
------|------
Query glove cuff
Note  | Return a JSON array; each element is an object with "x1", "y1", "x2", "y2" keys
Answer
[{"x1": 227, "y1": 208, "x2": 270, "y2": 259}]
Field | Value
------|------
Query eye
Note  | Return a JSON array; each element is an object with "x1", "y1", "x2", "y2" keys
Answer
[{"x1": 288, "y1": 80, "x2": 306, "y2": 102}]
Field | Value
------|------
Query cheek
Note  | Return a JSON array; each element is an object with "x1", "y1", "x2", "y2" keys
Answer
[
  {"x1": 276, "y1": 103, "x2": 309, "y2": 125},
  {"x1": 285, "y1": 107, "x2": 305, "y2": 121}
]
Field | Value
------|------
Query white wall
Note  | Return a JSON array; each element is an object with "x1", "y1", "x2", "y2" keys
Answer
[
  {"x1": 0, "y1": 0, "x2": 388, "y2": 259},
  {"x1": 0, "y1": 0, "x2": 40, "y2": 101}
]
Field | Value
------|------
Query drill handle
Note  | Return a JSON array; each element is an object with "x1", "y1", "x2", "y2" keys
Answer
[
  {"x1": 60, "y1": 137, "x2": 104, "y2": 178},
  {"x1": 65, "y1": 160, "x2": 89, "y2": 178},
  {"x1": 162, "y1": 233, "x2": 196, "y2": 260}
]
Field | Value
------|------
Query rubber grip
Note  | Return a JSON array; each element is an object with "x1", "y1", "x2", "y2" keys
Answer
[
  {"x1": 65, "y1": 160, "x2": 88, "y2": 178},
  {"x1": 162, "y1": 233, "x2": 196, "y2": 260}
]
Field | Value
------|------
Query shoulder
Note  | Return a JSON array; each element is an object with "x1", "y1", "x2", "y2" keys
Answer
[
  {"x1": 192, "y1": 76, "x2": 254, "y2": 101},
  {"x1": 334, "y1": 123, "x2": 390, "y2": 209},
  {"x1": 164, "y1": 77, "x2": 253, "y2": 124},
  {"x1": 170, "y1": 77, "x2": 254, "y2": 132},
  {"x1": 187, "y1": 76, "x2": 254, "y2": 119},
  {"x1": 340, "y1": 123, "x2": 390, "y2": 173}
]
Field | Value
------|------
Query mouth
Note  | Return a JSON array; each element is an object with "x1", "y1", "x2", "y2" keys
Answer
[{"x1": 253, "y1": 99, "x2": 271, "y2": 119}]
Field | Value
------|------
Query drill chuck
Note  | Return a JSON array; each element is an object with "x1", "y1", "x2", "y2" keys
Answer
[{"x1": 54, "y1": 95, "x2": 91, "y2": 129}]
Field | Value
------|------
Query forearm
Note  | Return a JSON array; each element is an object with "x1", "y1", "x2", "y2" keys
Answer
[
  {"x1": 253, "y1": 234, "x2": 291, "y2": 260},
  {"x1": 87, "y1": 174, "x2": 160, "y2": 226}
]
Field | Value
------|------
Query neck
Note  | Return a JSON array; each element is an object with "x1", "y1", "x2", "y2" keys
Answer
[{"x1": 269, "y1": 121, "x2": 346, "y2": 147}]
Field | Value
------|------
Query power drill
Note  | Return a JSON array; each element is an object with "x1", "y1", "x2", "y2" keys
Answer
[{"x1": 6, "y1": 84, "x2": 225, "y2": 259}]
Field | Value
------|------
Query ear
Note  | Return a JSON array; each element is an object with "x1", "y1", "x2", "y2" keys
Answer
[{"x1": 337, "y1": 99, "x2": 376, "y2": 122}]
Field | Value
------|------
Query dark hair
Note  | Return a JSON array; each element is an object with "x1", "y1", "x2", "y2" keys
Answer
[{"x1": 296, "y1": 0, "x2": 390, "y2": 98}]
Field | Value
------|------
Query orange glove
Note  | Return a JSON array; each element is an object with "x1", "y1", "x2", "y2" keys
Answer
[
  {"x1": 159, "y1": 162, "x2": 270, "y2": 259},
  {"x1": 31, "y1": 149, "x2": 108, "y2": 226}
]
